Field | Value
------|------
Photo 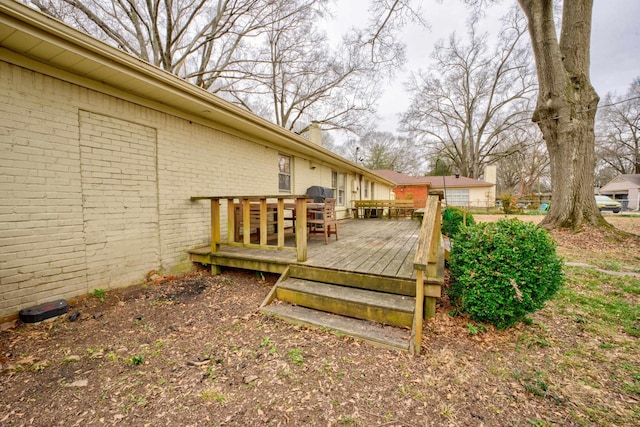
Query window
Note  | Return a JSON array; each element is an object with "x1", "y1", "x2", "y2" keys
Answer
[
  {"x1": 278, "y1": 154, "x2": 291, "y2": 192},
  {"x1": 337, "y1": 173, "x2": 345, "y2": 205},
  {"x1": 364, "y1": 180, "x2": 369, "y2": 198},
  {"x1": 331, "y1": 170, "x2": 346, "y2": 206}
]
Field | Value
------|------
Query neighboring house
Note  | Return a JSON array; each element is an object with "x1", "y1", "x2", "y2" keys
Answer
[
  {"x1": 599, "y1": 174, "x2": 640, "y2": 211},
  {"x1": 0, "y1": 1, "x2": 393, "y2": 318},
  {"x1": 374, "y1": 166, "x2": 497, "y2": 208},
  {"x1": 373, "y1": 170, "x2": 430, "y2": 202}
]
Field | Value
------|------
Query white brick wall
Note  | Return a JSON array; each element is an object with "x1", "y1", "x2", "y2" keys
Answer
[
  {"x1": 0, "y1": 61, "x2": 286, "y2": 317},
  {"x1": 1, "y1": 63, "x2": 86, "y2": 316},
  {"x1": 79, "y1": 111, "x2": 160, "y2": 288}
]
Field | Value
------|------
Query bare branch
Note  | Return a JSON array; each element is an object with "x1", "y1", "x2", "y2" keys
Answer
[{"x1": 401, "y1": 6, "x2": 537, "y2": 179}]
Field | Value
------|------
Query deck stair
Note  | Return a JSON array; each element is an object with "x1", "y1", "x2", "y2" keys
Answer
[
  {"x1": 260, "y1": 262, "x2": 443, "y2": 351},
  {"x1": 192, "y1": 195, "x2": 445, "y2": 354}
]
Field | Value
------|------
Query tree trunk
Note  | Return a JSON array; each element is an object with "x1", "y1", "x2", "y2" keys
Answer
[{"x1": 518, "y1": 0, "x2": 607, "y2": 230}]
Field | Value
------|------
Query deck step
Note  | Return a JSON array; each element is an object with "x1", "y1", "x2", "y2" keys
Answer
[
  {"x1": 289, "y1": 265, "x2": 416, "y2": 296},
  {"x1": 289, "y1": 265, "x2": 442, "y2": 297},
  {"x1": 275, "y1": 278, "x2": 414, "y2": 327},
  {"x1": 260, "y1": 303, "x2": 410, "y2": 351}
]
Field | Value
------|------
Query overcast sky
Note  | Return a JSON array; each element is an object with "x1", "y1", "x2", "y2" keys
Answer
[{"x1": 325, "y1": 0, "x2": 640, "y2": 135}]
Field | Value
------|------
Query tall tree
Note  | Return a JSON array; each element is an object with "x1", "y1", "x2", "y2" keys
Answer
[
  {"x1": 26, "y1": 0, "x2": 391, "y2": 134},
  {"x1": 401, "y1": 7, "x2": 536, "y2": 179},
  {"x1": 596, "y1": 79, "x2": 640, "y2": 176},
  {"x1": 333, "y1": 131, "x2": 423, "y2": 174},
  {"x1": 517, "y1": 0, "x2": 603, "y2": 230},
  {"x1": 425, "y1": 157, "x2": 452, "y2": 176},
  {"x1": 495, "y1": 131, "x2": 550, "y2": 196},
  {"x1": 27, "y1": 0, "x2": 276, "y2": 90},
  {"x1": 226, "y1": 0, "x2": 380, "y2": 132}
]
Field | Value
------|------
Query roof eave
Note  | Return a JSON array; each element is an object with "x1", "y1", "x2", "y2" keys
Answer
[{"x1": 0, "y1": 0, "x2": 393, "y2": 186}]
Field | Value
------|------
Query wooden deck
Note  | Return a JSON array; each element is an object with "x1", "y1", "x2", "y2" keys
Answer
[
  {"x1": 189, "y1": 197, "x2": 444, "y2": 354},
  {"x1": 189, "y1": 218, "x2": 420, "y2": 281}
]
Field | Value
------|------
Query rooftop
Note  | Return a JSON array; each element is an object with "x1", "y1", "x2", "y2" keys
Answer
[{"x1": 373, "y1": 170, "x2": 494, "y2": 188}]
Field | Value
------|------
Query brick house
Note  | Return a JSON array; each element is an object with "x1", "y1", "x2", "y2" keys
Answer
[
  {"x1": 0, "y1": 1, "x2": 394, "y2": 318},
  {"x1": 371, "y1": 170, "x2": 430, "y2": 201},
  {"x1": 374, "y1": 167, "x2": 497, "y2": 208}
]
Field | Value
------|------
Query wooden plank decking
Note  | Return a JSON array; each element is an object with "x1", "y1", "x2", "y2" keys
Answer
[
  {"x1": 189, "y1": 196, "x2": 445, "y2": 354},
  {"x1": 189, "y1": 219, "x2": 420, "y2": 280}
]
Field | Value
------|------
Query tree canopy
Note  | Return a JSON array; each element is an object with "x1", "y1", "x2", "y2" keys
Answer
[
  {"x1": 401, "y1": 7, "x2": 537, "y2": 180},
  {"x1": 596, "y1": 79, "x2": 640, "y2": 179},
  {"x1": 26, "y1": 0, "x2": 399, "y2": 133}
]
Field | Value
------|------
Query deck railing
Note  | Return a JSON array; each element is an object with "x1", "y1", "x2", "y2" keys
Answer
[
  {"x1": 190, "y1": 195, "x2": 309, "y2": 263},
  {"x1": 410, "y1": 196, "x2": 443, "y2": 355},
  {"x1": 353, "y1": 199, "x2": 427, "y2": 219}
]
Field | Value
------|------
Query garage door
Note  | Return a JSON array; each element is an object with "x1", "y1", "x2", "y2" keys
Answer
[{"x1": 445, "y1": 189, "x2": 469, "y2": 207}]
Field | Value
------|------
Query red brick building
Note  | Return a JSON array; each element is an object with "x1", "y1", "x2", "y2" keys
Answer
[{"x1": 373, "y1": 170, "x2": 430, "y2": 202}]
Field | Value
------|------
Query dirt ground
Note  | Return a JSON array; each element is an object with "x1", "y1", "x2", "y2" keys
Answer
[{"x1": 1, "y1": 215, "x2": 638, "y2": 426}]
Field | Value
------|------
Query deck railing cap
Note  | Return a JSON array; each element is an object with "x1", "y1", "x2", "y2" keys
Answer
[
  {"x1": 191, "y1": 195, "x2": 310, "y2": 201},
  {"x1": 413, "y1": 197, "x2": 441, "y2": 270}
]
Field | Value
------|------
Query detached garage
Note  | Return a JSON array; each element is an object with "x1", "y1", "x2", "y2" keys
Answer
[{"x1": 599, "y1": 174, "x2": 640, "y2": 211}]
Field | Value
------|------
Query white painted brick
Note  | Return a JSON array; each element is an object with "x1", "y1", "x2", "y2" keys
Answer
[
  {"x1": 2, "y1": 286, "x2": 36, "y2": 302},
  {"x1": 1, "y1": 60, "x2": 311, "y2": 316},
  {"x1": 1, "y1": 273, "x2": 33, "y2": 285}
]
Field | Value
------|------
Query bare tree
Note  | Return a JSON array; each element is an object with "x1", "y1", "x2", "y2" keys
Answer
[
  {"x1": 596, "y1": 79, "x2": 640, "y2": 176},
  {"x1": 26, "y1": 0, "x2": 280, "y2": 90},
  {"x1": 333, "y1": 131, "x2": 423, "y2": 174},
  {"x1": 400, "y1": 7, "x2": 536, "y2": 179},
  {"x1": 495, "y1": 130, "x2": 549, "y2": 196},
  {"x1": 356, "y1": 0, "x2": 426, "y2": 67},
  {"x1": 517, "y1": 0, "x2": 605, "y2": 230},
  {"x1": 225, "y1": 0, "x2": 380, "y2": 132},
  {"x1": 26, "y1": 0, "x2": 396, "y2": 134}
]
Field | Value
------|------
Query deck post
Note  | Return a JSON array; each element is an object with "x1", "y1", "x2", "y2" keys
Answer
[
  {"x1": 211, "y1": 199, "x2": 220, "y2": 253},
  {"x1": 295, "y1": 197, "x2": 307, "y2": 262},
  {"x1": 227, "y1": 199, "x2": 235, "y2": 244},
  {"x1": 211, "y1": 198, "x2": 221, "y2": 275},
  {"x1": 412, "y1": 269, "x2": 425, "y2": 353},
  {"x1": 277, "y1": 198, "x2": 285, "y2": 248},
  {"x1": 242, "y1": 198, "x2": 251, "y2": 245},
  {"x1": 259, "y1": 198, "x2": 268, "y2": 246}
]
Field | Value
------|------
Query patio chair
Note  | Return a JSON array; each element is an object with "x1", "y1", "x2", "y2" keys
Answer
[{"x1": 307, "y1": 198, "x2": 338, "y2": 244}]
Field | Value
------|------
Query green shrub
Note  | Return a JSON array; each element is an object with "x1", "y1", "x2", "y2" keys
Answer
[
  {"x1": 499, "y1": 194, "x2": 517, "y2": 214},
  {"x1": 441, "y1": 206, "x2": 475, "y2": 237},
  {"x1": 448, "y1": 218, "x2": 564, "y2": 329}
]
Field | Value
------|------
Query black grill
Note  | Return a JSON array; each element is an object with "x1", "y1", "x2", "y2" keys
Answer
[{"x1": 306, "y1": 186, "x2": 334, "y2": 203}]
